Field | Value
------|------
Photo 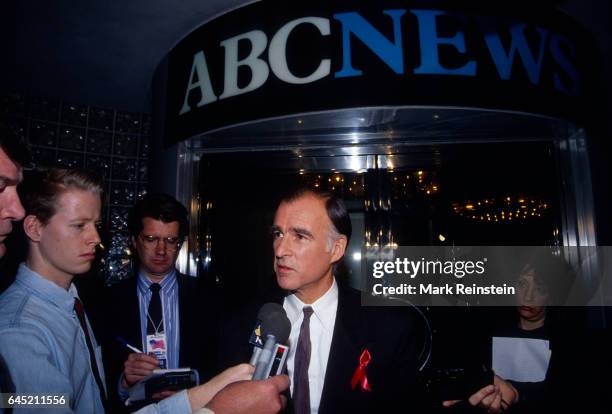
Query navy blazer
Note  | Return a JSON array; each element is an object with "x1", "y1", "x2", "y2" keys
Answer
[{"x1": 102, "y1": 272, "x2": 218, "y2": 412}]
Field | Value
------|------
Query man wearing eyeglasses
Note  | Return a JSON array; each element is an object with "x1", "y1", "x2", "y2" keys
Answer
[{"x1": 103, "y1": 193, "x2": 216, "y2": 412}]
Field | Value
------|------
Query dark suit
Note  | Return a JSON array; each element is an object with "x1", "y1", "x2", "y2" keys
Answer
[
  {"x1": 220, "y1": 281, "x2": 422, "y2": 413},
  {"x1": 102, "y1": 272, "x2": 218, "y2": 412}
]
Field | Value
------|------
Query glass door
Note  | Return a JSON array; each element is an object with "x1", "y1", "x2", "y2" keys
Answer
[{"x1": 192, "y1": 140, "x2": 563, "y2": 303}]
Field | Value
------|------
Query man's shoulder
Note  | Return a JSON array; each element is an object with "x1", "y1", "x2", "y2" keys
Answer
[
  {"x1": 337, "y1": 285, "x2": 421, "y2": 331},
  {"x1": 105, "y1": 275, "x2": 137, "y2": 294},
  {"x1": 337, "y1": 284, "x2": 361, "y2": 303},
  {"x1": 0, "y1": 284, "x2": 55, "y2": 340},
  {"x1": 176, "y1": 272, "x2": 221, "y2": 305},
  {"x1": 0, "y1": 283, "x2": 28, "y2": 322},
  {"x1": 0, "y1": 282, "x2": 33, "y2": 321},
  {"x1": 176, "y1": 272, "x2": 198, "y2": 288}
]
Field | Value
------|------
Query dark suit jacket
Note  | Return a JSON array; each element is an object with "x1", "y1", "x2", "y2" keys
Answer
[
  {"x1": 220, "y1": 282, "x2": 422, "y2": 413},
  {"x1": 102, "y1": 272, "x2": 219, "y2": 412}
]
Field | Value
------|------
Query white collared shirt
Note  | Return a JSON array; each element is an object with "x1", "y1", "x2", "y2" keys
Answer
[{"x1": 283, "y1": 278, "x2": 339, "y2": 414}]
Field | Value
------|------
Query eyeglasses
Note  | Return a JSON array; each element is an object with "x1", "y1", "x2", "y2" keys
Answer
[{"x1": 139, "y1": 234, "x2": 183, "y2": 251}]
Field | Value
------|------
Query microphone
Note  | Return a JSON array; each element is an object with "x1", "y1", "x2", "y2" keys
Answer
[
  {"x1": 252, "y1": 308, "x2": 291, "y2": 380},
  {"x1": 249, "y1": 303, "x2": 286, "y2": 365}
]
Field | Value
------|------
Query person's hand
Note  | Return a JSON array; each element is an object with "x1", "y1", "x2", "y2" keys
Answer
[
  {"x1": 492, "y1": 375, "x2": 519, "y2": 410},
  {"x1": 442, "y1": 375, "x2": 519, "y2": 413},
  {"x1": 469, "y1": 384, "x2": 503, "y2": 412},
  {"x1": 204, "y1": 375, "x2": 289, "y2": 414},
  {"x1": 121, "y1": 353, "x2": 159, "y2": 389}
]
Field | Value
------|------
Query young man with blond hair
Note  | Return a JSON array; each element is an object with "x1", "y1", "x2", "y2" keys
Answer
[{"x1": 0, "y1": 167, "x2": 288, "y2": 413}]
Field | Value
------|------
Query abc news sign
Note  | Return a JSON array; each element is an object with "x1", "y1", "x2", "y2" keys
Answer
[{"x1": 162, "y1": 1, "x2": 596, "y2": 144}]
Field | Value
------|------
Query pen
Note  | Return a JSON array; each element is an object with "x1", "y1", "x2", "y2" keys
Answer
[{"x1": 116, "y1": 336, "x2": 143, "y2": 353}]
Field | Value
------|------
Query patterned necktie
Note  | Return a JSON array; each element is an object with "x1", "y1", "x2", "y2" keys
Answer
[
  {"x1": 147, "y1": 283, "x2": 163, "y2": 334},
  {"x1": 74, "y1": 298, "x2": 108, "y2": 411},
  {"x1": 293, "y1": 306, "x2": 314, "y2": 414}
]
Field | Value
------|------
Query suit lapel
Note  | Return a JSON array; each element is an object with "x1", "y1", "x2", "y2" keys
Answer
[{"x1": 319, "y1": 287, "x2": 368, "y2": 413}]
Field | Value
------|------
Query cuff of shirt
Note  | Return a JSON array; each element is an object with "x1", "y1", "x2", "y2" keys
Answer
[
  {"x1": 117, "y1": 373, "x2": 130, "y2": 402},
  {"x1": 157, "y1": 390, "x2": 196, "y2": 414}
]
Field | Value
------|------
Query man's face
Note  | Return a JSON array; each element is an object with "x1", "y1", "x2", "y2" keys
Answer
[
  {"x1": 0, "y1": 147, "x2": 25, "y2": 258},
  {"x1": 132, "y1": 218, "x2": 181, "y2": 281},
  {"x1": 35, "y1": 189, "x2": 101, "y2": 281},
  {"x1": 272, "y1": 193, "x2": 346, "y2": 303}
]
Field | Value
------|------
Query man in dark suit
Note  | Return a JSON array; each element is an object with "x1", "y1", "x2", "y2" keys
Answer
[
  {"x1": 222, "y1": 187, "x2": 420, "y2": 413},
  {"x1": 103, "y1": 193, "x2": 217, "y2": 411}
]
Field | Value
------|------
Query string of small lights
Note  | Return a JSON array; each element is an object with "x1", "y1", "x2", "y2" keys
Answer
[{"x1": 451, "y1": 196, "x2": 548, "y2": 222}]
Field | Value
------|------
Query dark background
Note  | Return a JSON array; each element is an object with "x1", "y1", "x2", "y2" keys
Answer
[{"x1": 0, "y1": 2, "x2": 609, "y2": 410}]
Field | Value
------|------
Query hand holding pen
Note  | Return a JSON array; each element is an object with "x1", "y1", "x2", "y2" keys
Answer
[{"x1": 117, "y1": 337, "x2": 160, "y2": 389}]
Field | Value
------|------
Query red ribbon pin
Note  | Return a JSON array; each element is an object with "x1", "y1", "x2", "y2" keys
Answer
[{"x1": 351, "y1": 349, "x2": 372, "y2": 392}]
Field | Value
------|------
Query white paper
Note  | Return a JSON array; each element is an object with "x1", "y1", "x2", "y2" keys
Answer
[{"x1": 492, "y1": 337, "x2": 551, "y2": 382}]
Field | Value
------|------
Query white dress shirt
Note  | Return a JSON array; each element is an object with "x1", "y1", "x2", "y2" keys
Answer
[{"x1": 283, "y1": 278, "x2": 339, "y2": 414}]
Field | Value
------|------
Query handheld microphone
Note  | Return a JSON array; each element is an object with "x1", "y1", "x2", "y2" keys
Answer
[
  {"x1": 252, "y1": 309, "x2": 291, "y2": 380},
  {"x1": 249, "y1": 303, "x2": 286, "y2": 365}
]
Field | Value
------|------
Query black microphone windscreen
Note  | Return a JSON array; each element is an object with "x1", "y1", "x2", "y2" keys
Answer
[
  {"x1": 264, "y1": 310, "x2": 291, "y2": 344},
  {"x1": 257, "y1": 302, "x2": 284, "y2": 320}
]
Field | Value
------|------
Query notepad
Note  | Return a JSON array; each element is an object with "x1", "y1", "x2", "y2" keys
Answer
[
  {"x1": 127, "y1": 368, "x2": 199, "y2": 405},
  {"x1": 492, "y1": 337, "x2": 551, "y2": 382}
]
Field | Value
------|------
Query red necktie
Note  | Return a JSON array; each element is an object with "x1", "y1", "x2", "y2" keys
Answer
[{"x1": 74, "y1": 298, "x2": 108, "y2": 410}]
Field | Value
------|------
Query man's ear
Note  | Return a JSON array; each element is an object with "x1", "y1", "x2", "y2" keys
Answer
[
  {"x1": 330, "y1": 235, "x2": 348, "y2": 264},
  {"x1": 23, "y1": 215, "x2": 43, "y2": 242}
]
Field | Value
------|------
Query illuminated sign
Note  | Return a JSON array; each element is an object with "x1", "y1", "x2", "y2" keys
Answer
[{"x1": 159, "y1": 1, "x2": 597, "y2": 144}]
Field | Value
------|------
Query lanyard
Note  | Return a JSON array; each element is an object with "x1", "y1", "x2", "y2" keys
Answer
[{"x1": 146, "y1": 311, "x2": 164, "y2": 335}]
